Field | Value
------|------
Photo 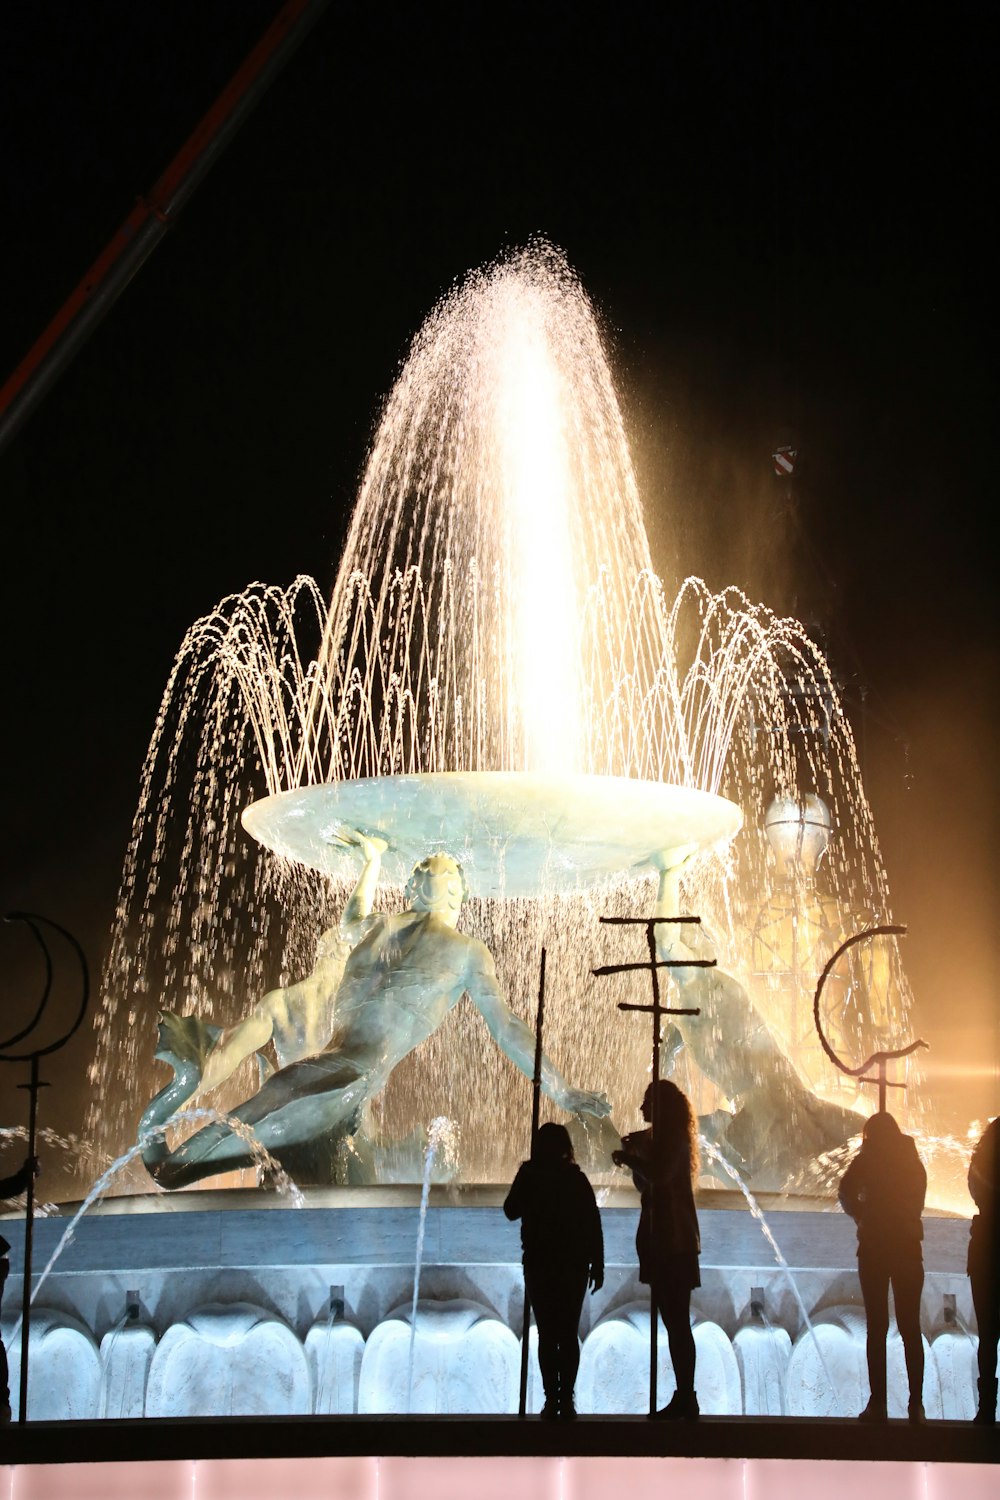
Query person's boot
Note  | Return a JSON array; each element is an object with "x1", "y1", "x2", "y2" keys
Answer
[
  {"x1": 540, "y1": 1374, "x2": 560, "y2": 1420},
  {"x1": 974, "y1": 1377, "x2": 998, "y2": 1425},
  {"x1": 903, "y1": 1340, "x2": 925, "y2": 1425},
  {"x1": 558, "y1": 1351, "x2": 579, "y2": 1420},
  {"x1": 654, "y1": 1389, "x2": 700, "y2": 1420},
  {"x1": 861, "y1": 1343, "x2": 887, "y2": 1421}
]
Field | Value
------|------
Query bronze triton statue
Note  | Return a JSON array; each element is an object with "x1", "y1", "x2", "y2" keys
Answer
[{"x1": 139, "y1": 832, "x2": 610, "y2": 1188}]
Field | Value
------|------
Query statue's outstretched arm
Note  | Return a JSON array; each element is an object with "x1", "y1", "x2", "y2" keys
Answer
[
  {"x1": 338, "y1": 831, "x2": 388, "y2": 943},
  {"x1": 466, "y1": 946, "x2": 610, "y2": 1119}
]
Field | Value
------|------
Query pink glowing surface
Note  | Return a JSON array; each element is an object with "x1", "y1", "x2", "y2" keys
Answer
[{"x1": 3, "y1": 1458, "x2": 995, "y2": 1500}]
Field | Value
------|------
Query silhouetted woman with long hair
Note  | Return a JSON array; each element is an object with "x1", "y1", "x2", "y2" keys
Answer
[
  {"x1": 613, "y1": 1078, "x2": 701, "y2": 1419},
  {"x1": 504, "y1": 1121, "x2": 604, "y2": 1420},
  {"x1": 839, "y1": 1111, "x2": 927, "y2": 1421}
]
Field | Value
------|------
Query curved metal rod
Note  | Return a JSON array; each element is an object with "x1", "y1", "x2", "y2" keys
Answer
[
  {"x1": 0, "y1": 911, "x2": 53, "y2": 1048},
  {"x1": 0, "y1": 912, "x2": 90, "y2": 1061},
  {"x1": 813, "y1": 923, "x2": 927, "y2": 1079}
]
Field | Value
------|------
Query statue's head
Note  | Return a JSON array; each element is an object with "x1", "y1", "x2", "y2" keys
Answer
[{"x1": 405, "y1": 853, "x2": 468, "y2": 921}]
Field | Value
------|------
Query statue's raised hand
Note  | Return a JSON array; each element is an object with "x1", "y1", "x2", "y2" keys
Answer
[
  {"x1": 563, "y1": 1086, "x2": 612, "y2": 1119},
  {"x1": 326, "y1": 826, "x2": 389, "y2": 862}
]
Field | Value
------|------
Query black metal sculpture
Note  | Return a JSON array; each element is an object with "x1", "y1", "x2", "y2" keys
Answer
[
  {"x1": 517, "y1": 947, "x2": 547, "y2": 1417},
  {"x1": 593, "y1": 913, "x2": 709, "y2": 1415},
  {"x1": 0, "y1": 912, "x2": 89, "y2": 1424},
  {"x1": 812, "y1": 924, "x2": 927, "y2": 1111}
]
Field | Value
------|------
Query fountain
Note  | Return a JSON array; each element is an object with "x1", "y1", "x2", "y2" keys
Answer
[
  {"x1": 83, "y1": 242, "x2": 915, "y2": 1187},
  {"x1": 2, "y1": 242, "x2": 976, "y2": 1422}
]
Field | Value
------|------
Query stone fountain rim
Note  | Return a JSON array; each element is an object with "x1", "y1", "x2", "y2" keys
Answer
[{"x1": 4, "y1": 1186, "x2": 968, "y2": 1220}]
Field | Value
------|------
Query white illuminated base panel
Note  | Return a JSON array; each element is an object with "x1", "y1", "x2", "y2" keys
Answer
[{"x1": 241, "y1": 773, "x2": 743, "y2": 897}]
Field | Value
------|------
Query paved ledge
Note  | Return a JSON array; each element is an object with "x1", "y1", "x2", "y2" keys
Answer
[{"x1": 1, "y1": 1414, "x2": 997, "y2": 1467}]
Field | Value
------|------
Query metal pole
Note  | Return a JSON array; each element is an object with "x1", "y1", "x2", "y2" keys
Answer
[
  {"x1": 518, "y1": 948, "x2": 546, "y2": 1416},
  {"x1": 594, "y1": 910, "x2": 706, "y2": 1421},
  {"x1": 17, "y1": 1056, "x2": 40, "y2": 1424},
  {"x1": 646, "y1": 920, "x2": 660, "y2": 1417},
  {"x1": 530, "y1": 950, "x2": 547, "y2": 1143}
]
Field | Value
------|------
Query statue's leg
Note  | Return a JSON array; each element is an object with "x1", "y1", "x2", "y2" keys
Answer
[{"x1": 152, "y1": 1053, "x2": 374, "y2": 1190}]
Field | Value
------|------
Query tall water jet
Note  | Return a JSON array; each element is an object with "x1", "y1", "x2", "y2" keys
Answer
[
  {"x1": 306, "y1": 243, "x2": 657, "y2": 783},
  {"x1": 87, "y1": 242, "x2": 918, "y2": 1195}
]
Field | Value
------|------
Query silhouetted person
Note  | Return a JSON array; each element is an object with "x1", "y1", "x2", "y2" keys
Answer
[
  {"x1": 968, "y1": 1116, "x2": 999, "y2": 1423},
  {"x1": 504, "y1": 1121, "x2": 604, "y2": 1420},
  {"x1": 839, "y1": 1112, "x2": 926, "y2": 1422},
  {"x1": 612, "y1": 1079, "x2": 701, "y2": 1419},
  {"x1": 0, "y1": 1155, "x2": 39, "y2": 1423}
]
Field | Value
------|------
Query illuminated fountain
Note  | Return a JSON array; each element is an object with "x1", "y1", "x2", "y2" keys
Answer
[
  {"x1": 86, "y1": 244, "x2": 914, "y2": 1187},
  {"x1": 3, "y1": 244, "x2": 975, "y2": 1421}
]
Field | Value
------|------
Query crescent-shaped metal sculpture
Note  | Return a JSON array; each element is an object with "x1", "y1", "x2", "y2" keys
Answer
[
  {"x1": 0, "y1": 912, "x2": 89, "y2": 1059},
  {"x1": 1, "y1": 910, "x2": 90, "y2": 1425},
  {"x1": 0, "y1": 916, "x2": 52, "y2": 1052},
  {"x1": 812, "y1": 923, "x2": 927, "y2": 1112}
]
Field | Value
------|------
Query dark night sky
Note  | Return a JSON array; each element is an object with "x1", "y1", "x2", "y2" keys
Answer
[{"x1": 1, "y1": 2, "x2": 995, "y2": 1185}]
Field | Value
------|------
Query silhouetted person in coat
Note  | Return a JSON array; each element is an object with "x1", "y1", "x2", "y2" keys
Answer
[
  {"x1": 839, "y1": 1112, "x2": 926, "y2": 1422},
  {"x1": 968, "y1": 1116, "x2": 999, "y2": 1423},
  {"x1": 1, "y1": 1155, "x2": 39, "y2": 1423},
  {"x1": 504, "y1": 1121, "x2": 604, "y2": 1420},
  {"x1": 613, "y1": 1079, "x2": 702, "y2": 1419}
]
